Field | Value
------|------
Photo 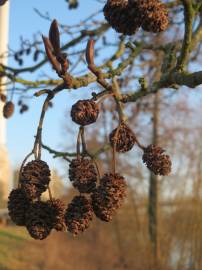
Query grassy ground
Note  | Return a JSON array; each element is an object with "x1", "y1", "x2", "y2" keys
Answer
[
  {"x1": 0, "y1": 223, "x2": 117, "y2": 270},
  {"x1": 0, "y1": 226, "x2": 97, "y2": 270},
  {"x1": 0, "y1": 226, "x2": 40, "y2": 270}
]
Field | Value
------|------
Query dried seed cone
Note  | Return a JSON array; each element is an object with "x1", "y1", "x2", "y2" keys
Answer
[
  {"x1": 20, "y1": 160, "x2": 51, "y2": 199},
  {"x1": 26, "y1": 201, "x2": 53, "y2": 240},
  {"x1": 67, "y1": 0, "x2": 79, "y2": 9},
  {"x1": 92, "y1": 173, "x2": 127, "y2": 222},
  {"x1": 3, "y1": 101, "x2": 14, "y2": 119},
  {"x1": 109, "y1": 122, "x2": 136, "y2": 153},
  {"x1": 103, "y1": 0, "x2": 142, "y2": 35},
  {"x1": 8, "y1": 188, "x2": 31, "y2": 226},
  {"x1": 48, "y1": 199, "x2": 66, "y2": 231},
  {"x1": 0, "y1": 93, "x2": 6, "y2": 102},
  {"x1": 71, "y1": 99, "x2": 99, "y2": 126},
  {"x1": 138, "y1": 0, "x2": 169, "y2": 33},
  {"x1": 69, "y1": 158, "x2": 97, "y2": 193},
  {"x1": 142, "y1": 144, "x2": 172, "y2": 176},
  {"x1": 0, "y1": 0, "x2": 8, "y2": 6},
  {"x1": 65, "y1": 195, "x2": 93, "y2": 235}
]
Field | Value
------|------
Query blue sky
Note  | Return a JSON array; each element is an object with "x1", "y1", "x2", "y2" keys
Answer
[{"x1": 7, "y1": 0, "x2": 105, "y2": 176}]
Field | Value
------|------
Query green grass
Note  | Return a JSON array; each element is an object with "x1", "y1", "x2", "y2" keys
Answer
[
  {"x1": 0, "y1": 226, "x2": 34, "y2": 270},
  {"x1": 0, "y1": 227, "x2": 29, "y2": 241}
]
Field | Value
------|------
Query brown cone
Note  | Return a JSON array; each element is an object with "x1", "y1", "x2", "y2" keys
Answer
[
  {"x1": 137, "y1": 0, "x2": 169, "y2": 33},
  {"x1": 142, "y1": 144, "x2": 172, "y2": 176},
  {"x1": 65, "y1": 195, "x2": 93, "y2": 235},
  {"x1": 20, "y1": 160, "x2": 51, "y2": 199},
  {"x1": 3, "y1": 101, "x2": 14, "y2": 119},
  {"x1": 25, "y1": 201, "x2": 53, "y2": 240},
  {"x1": 109, "y1": 122, "x2": 136, "y2": 153},
  {"x1": 71, "y1": 99, "x2": 99, "y2": 126},
  {"x1": 8, "y1": 188, "x2": 31, "y2": 226},
  {"x1": 91, "y1": 173, "x2": 127, "y2": 222},
  {"x1": 69, "y1": 158, "x2": 97, "y2": 193},
  {"x1": 0, "y1": 93, "x2": 6, "y2": 102},
  {"x1": 48, "y1": 199, "x2": 66, "y2": 231},
  {"x1": 67, "y1": 0, "x2": 79, "y2": 9},
  {"x1": 103, "y1": 0, "x2": 143, "y2": 35},
  {"x1": 0, "y1": 0, "x2": 8, "y2": 6}
]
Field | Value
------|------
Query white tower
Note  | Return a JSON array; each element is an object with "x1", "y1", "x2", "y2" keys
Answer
[{"x1": 0, "y1": 1, "x2": 11, "y2": 200}]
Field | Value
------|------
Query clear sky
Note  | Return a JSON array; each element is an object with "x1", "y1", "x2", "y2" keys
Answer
[{"x1": 7, "y1": 0, "x2": 105, "y2": 177}]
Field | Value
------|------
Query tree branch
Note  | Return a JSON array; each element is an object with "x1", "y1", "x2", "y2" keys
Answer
[
  {"x1": 176, "y1": 0, "x2": 194, "y2": 70},
  {"x1": 121, "y1": 71, "x2": 202, "y2": 103}
]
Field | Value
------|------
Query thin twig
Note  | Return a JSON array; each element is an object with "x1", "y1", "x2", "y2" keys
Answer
[{"x1": 176, "y1": 0, "x2": 194, "y2": 71}]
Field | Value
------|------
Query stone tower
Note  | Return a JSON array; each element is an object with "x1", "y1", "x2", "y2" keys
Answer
[{"x1": 0, "y1": 1, "x2": 11, "y2": 200}]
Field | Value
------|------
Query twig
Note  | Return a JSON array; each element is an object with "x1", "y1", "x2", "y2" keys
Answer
[
  {"x1": 86, "y1": 39, "x2": 114, "y2": 93},
  {"x1": 18, "y1": 151, "x2": 34, "y2": 187},
  {"x1": 112, "y1": 78, "x2": 127, "y2": 123},
  {"x1": 176, "y1": 0, "x2": 194, "y2": 71},
  {"x1": 76, "y1": 127, "x2": 83, "y2": 158},
  {"x1": 33, "y1": 83, "x2": 65, "y2": 160}
]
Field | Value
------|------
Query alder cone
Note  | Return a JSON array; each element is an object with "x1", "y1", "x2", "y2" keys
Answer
[
  {"x1": 92, "y1": 173, "x2": 127, "y2": 222},
  {"x1": 0, "y1": 93, "x2": 6, "y2": 102},
  {"x1": 65, "y1": 195, "x2": 93, "y2": 235},
  {"x1": 142, "y1": 144, "x2": 172, "y2": 176},
  {"x1": 19, "y1": 104, "x2": 29, "y2": 114},
  {"x1": 0, "y1": 0, "x2": 8, "y2": 6},
  {"x1": 138, "y1": 0, "x2": 169, "y2": 33},
  {"x1": 67, "y1": 0, "x2": 79, "y2": 9},
  {"x1": 20, "y1": 160, "x2": 51, "y2": 199},
  {"x1": 71, "y1": 99, "x2": 99, "y2": 126},
  {"x1": 103, "y1": 0, "x2": 142, "y2": 35},
  {"x1": 8, "y1": 188, "x2": 31, "y2": 226},
  {"x1": 48, "y1": 199, "x2": 66, "y2": 231},
  {"x1": 26, "y1": 201, "x2": 53, "y2": 240},
  {"x1": 3, "y1": 101, "x2": 14, "y2": 119},
  {"x1": 69, "y1": 158, "x2": 97, "y2": 193},
  {"x1": 109, "y1": 122, "x2": 136, "y2": 153}
]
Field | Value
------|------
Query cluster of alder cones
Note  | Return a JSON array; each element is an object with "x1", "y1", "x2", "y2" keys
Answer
[
  {"x1": 0, "y1": 94, "x2": 28, "y2": 118},
  {"x1": 7, "y1": 98, "x2": 172, "y2": 240},
  {"x1": 7, "y1": 3, "x2": 172, "y2": 240},
  {"x1": 8, "y1": 160, "x2": 66, "y2": 240},
  {"x1": 103, "y1": 0, "x2": 169, "y2": 35}
]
